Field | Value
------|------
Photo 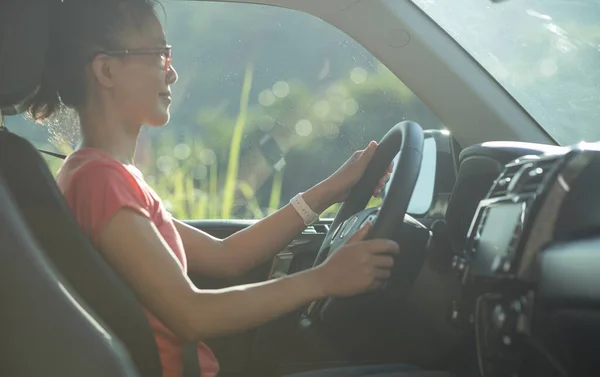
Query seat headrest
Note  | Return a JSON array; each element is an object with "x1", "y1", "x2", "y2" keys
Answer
[{"x1": 0, "y1": 1, "x2": 51, "y2": 115}]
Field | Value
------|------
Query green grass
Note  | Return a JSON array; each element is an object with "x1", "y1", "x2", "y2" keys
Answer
[
  {"x1": 136, "y1": 62, "x2": 414, "y2": 220},
  {"x1": 39, "y1": 62, "x2": 416, "y2": 221},
  {"x1": 137, "y1": 60, "x2": 285, "y2": 220},
  {"x1": 221, "y1": 62, "x2": 255, "y2": 218},
  {"x1": 21, "y1": 50, "x2": 433, "y2": 225}
]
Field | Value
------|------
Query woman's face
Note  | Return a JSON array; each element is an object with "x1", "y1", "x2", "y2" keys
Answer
[{"x1": 109, "y1": 14, "x2": 178, "y2": 127}]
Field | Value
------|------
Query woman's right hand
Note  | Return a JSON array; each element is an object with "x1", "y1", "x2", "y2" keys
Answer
[{"x1": 314, "y1": 222, "x2": 399, "y2": 297}]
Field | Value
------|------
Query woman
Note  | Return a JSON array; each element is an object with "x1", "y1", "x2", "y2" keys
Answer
[{"x1": 28, "y1": 1, "x2": 451, "y2": 377}]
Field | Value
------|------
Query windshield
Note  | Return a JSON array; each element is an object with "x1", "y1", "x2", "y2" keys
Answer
[{"x1": 411, "y1": 0, "x2": 600, "y2": 145}]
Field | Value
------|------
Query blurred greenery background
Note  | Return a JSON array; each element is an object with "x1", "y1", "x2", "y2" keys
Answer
[
  {"x1": 9, "y1": 1, "x2": 444, "y2": 220},
  {"x1": 8, "y1": 1, "x2": 600, "y2": 220}
]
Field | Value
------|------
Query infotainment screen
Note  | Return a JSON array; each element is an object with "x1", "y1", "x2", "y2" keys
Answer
[{"x1": 474, "y1": 203, "x2": 525, "y2": 274}]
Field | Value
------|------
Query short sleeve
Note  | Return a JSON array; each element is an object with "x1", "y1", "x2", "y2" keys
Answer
[{"x1": 65, "y1": 162, "x2": 151, "y2": 246}]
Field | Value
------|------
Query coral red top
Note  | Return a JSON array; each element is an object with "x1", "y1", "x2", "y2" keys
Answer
[{"x1": 56, "y1": 147, "x2": 219, "y2": 377}]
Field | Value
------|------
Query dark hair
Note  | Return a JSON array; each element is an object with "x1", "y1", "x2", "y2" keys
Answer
[{"x1": 27, "y1": 0, "x2": 160, "y2": 122}]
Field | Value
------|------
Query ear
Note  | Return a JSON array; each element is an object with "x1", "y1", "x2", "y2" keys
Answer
[{"x1": 90, "y1": 54, "x2": 117, "y2": 89}]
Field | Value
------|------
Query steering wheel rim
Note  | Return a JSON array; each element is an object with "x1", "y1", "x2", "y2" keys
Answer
[{"x1": 309, "y1": 121, "x2": 425, "y2": 322}]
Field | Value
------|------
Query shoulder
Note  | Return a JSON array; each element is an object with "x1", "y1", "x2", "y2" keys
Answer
[
  {"x1": 68, "y1": 159, "x2": 135, "y2": 192},
  {"x1": 58, "y1": 149, "x2": 147, "y2": 207}
]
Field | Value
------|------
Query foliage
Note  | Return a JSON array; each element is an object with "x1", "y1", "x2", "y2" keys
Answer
[
  {"x1": 133, "y1": 61, "x2": 418, "y2": 220},
  {"x1": 9, "y1": 1, "x2": 444, "y2": 221}
]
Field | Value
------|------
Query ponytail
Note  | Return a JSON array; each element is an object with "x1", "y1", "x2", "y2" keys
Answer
[
  {"x1": 27, "y1": 2, "x2": 66, "y2": 122},
  {"x1": 26, "y1": 0, "x2": 160, "y2": 122}
]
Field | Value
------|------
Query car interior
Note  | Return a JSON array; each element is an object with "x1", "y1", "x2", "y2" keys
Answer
[{"x1": 2, "y1": 1, "x2": 600, "y2": 377}]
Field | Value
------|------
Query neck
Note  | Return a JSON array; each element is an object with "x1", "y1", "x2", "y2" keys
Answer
[{"x1": 78, "y1": 103, "x2": 141, "y2": 165}]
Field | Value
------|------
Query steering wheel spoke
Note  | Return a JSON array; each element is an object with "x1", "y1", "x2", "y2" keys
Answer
[{"x1": 328, "y1": 208, "x2": 379, "y2": 252}]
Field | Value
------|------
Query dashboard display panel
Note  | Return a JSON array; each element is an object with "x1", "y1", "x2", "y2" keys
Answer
[{"x1": 473, "y1": 202, "x2": 525, "y2": 274}]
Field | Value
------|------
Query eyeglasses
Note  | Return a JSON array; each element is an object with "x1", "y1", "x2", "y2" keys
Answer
[{"x1": 91, "y1": 45, "x2": 173, "y2": 72}]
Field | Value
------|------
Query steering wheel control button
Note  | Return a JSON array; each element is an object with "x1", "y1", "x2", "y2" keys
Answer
[
  {"x1": 306, "y1": 301, "x2": 318, "y2": 316},
  {"x1": 330, "y1": 225, "x2": 342, "y2": 241},
  {"x1": 447, "y1": 300, "x2": 473, "y2": 329},
  {"x1": 451, "y1": 256, "x2": 468, "y2": 275},
  {"x1": 339, "y1": 216, "x2": 358, "y2": 239},
  {"x1": 491, "y1": 255, "x2": 502, "y2": 272},
  {"x1": 491, "y1": 256, "x2": 512, "y2": 274},
  {"x1": 492, "y1": 304, "x2": 506, "y2": 329},
  {"x1": 299, "y1": 317, "x2": 312, "y2": 329},
  {"x1": 499, "y1": 177, "x2": 511, "y2": 187}
]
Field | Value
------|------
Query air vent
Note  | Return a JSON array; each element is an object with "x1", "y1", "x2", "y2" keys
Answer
[
  {"x1": 518, "y1": 157, "x2": 560, "y2": 194},
  {"x1": 488, "y1": 164, "x2": 523, "y2": 198}
]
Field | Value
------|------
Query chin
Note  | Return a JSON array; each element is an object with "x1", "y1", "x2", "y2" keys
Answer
[{"x1": 145, "y1": 112, "x2": 170, "y2": 127}]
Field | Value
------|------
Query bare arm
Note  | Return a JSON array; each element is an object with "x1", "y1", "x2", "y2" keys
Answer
[
  {"x1": 99, "y1": 209, "x2": 397, "y2": 341},
  {"x1": 100, "y1": 209, "x2": 326, "y2": 340},
  {"x1": 100, "y1": 209, "x2": 398, "y2": 340},
  {"x1": 178, "y1": 141, "x2": 388, "y2": 278},
  {"x1": 176, "y1": 181, "x2": 335, "y2": 277}
]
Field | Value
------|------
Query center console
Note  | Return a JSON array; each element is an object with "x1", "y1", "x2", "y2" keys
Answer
[{"x1": 449, "y1": 143, "x2": 600, "y2": 377}]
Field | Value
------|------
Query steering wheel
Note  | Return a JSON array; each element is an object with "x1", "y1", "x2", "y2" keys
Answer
[{"x1": 307, "y1": 121, "x2": 424, "y2": 323}]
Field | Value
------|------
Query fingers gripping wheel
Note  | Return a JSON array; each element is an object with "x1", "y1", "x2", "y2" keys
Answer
[{"x1": 309, "y1": 121, "x2": 425, "y2": 323}]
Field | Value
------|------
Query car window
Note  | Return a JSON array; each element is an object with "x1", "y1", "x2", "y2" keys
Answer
[
  {"x1": 411, "y1": 0, "x2": 600, "y2": 145},
  {"x1": 5, "y1": 1, "x2": 444, "y2": 220}
]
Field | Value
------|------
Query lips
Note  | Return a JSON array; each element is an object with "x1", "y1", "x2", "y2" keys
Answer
[{"x1": 159, "y1": 91, "x2": 172, "y2": 104}]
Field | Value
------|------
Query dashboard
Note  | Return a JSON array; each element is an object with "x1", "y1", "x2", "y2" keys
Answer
[{"x1": 444, "y1": 141, "x2": 600, "y2": 377}]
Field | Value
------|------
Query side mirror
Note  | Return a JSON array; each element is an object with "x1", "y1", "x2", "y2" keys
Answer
[{"x1": 383, "y1": 129, "x2": 460, "y2": 218}]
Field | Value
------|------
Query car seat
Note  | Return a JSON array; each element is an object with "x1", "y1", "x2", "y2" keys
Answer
[
  {"x1": 0, "y1": 177, "x2": 139, "y2": 377},
  {"x1": 0, "y1": 1, "x2": 163, "y2": 376}
]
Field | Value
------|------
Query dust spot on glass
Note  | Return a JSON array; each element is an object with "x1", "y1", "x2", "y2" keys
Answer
[
  {"x1": 193, "y1": 165, "x2": 208, "y2": 180},
  {"x1": 157, "y1": 155, "x2": 175, "y2": 173},
  {"x1": 540, "y1": 58, "x2": 558, "y2": 77},
  {"x1": 173, "y1": 143, "x2": 191, "y2": 160},
  {"x1": 327, "y1": 84, "x2": 349, "y2": 100},
  {"x1": 295, "y1": 119, "x2": 313, "y2": 136},
  {"x1": 272, "y1": 81, "x2": 290, "y2": 98},
  {"x1": 258, "y1": 115, "x2": 276, "y2": 132},
  {"x1": 259, "y1": 89, "x2": 276, "y2": 107},
  {"x1": 199, "y1": 149, "x2": 217, "y2": 165},
  {"x1": 323, "y1": 122, "x2": 340, "y2": 139},
  {"x1": 342, "y1": 99, "x2": 359, "y2": 116},
  {"x1": 350, "y1": 67, "x2": 368, "y2": 84},
  {"x1": 313, "y1": 100, "x2": 330, "y2": 118}
]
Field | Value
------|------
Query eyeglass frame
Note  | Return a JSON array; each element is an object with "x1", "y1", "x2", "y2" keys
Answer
[{"x1": 89, "y1": 45, "x2": 173, "y2": 72}]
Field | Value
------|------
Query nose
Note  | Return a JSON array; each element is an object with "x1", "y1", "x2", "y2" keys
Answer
[{"x1": 166, "y1": 64, "x2": 178, "y2": 85}]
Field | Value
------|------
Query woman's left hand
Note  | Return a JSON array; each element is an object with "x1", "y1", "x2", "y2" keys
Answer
[{"x1": 322, "y1": 141, "x2": 393, "y2": 205}]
